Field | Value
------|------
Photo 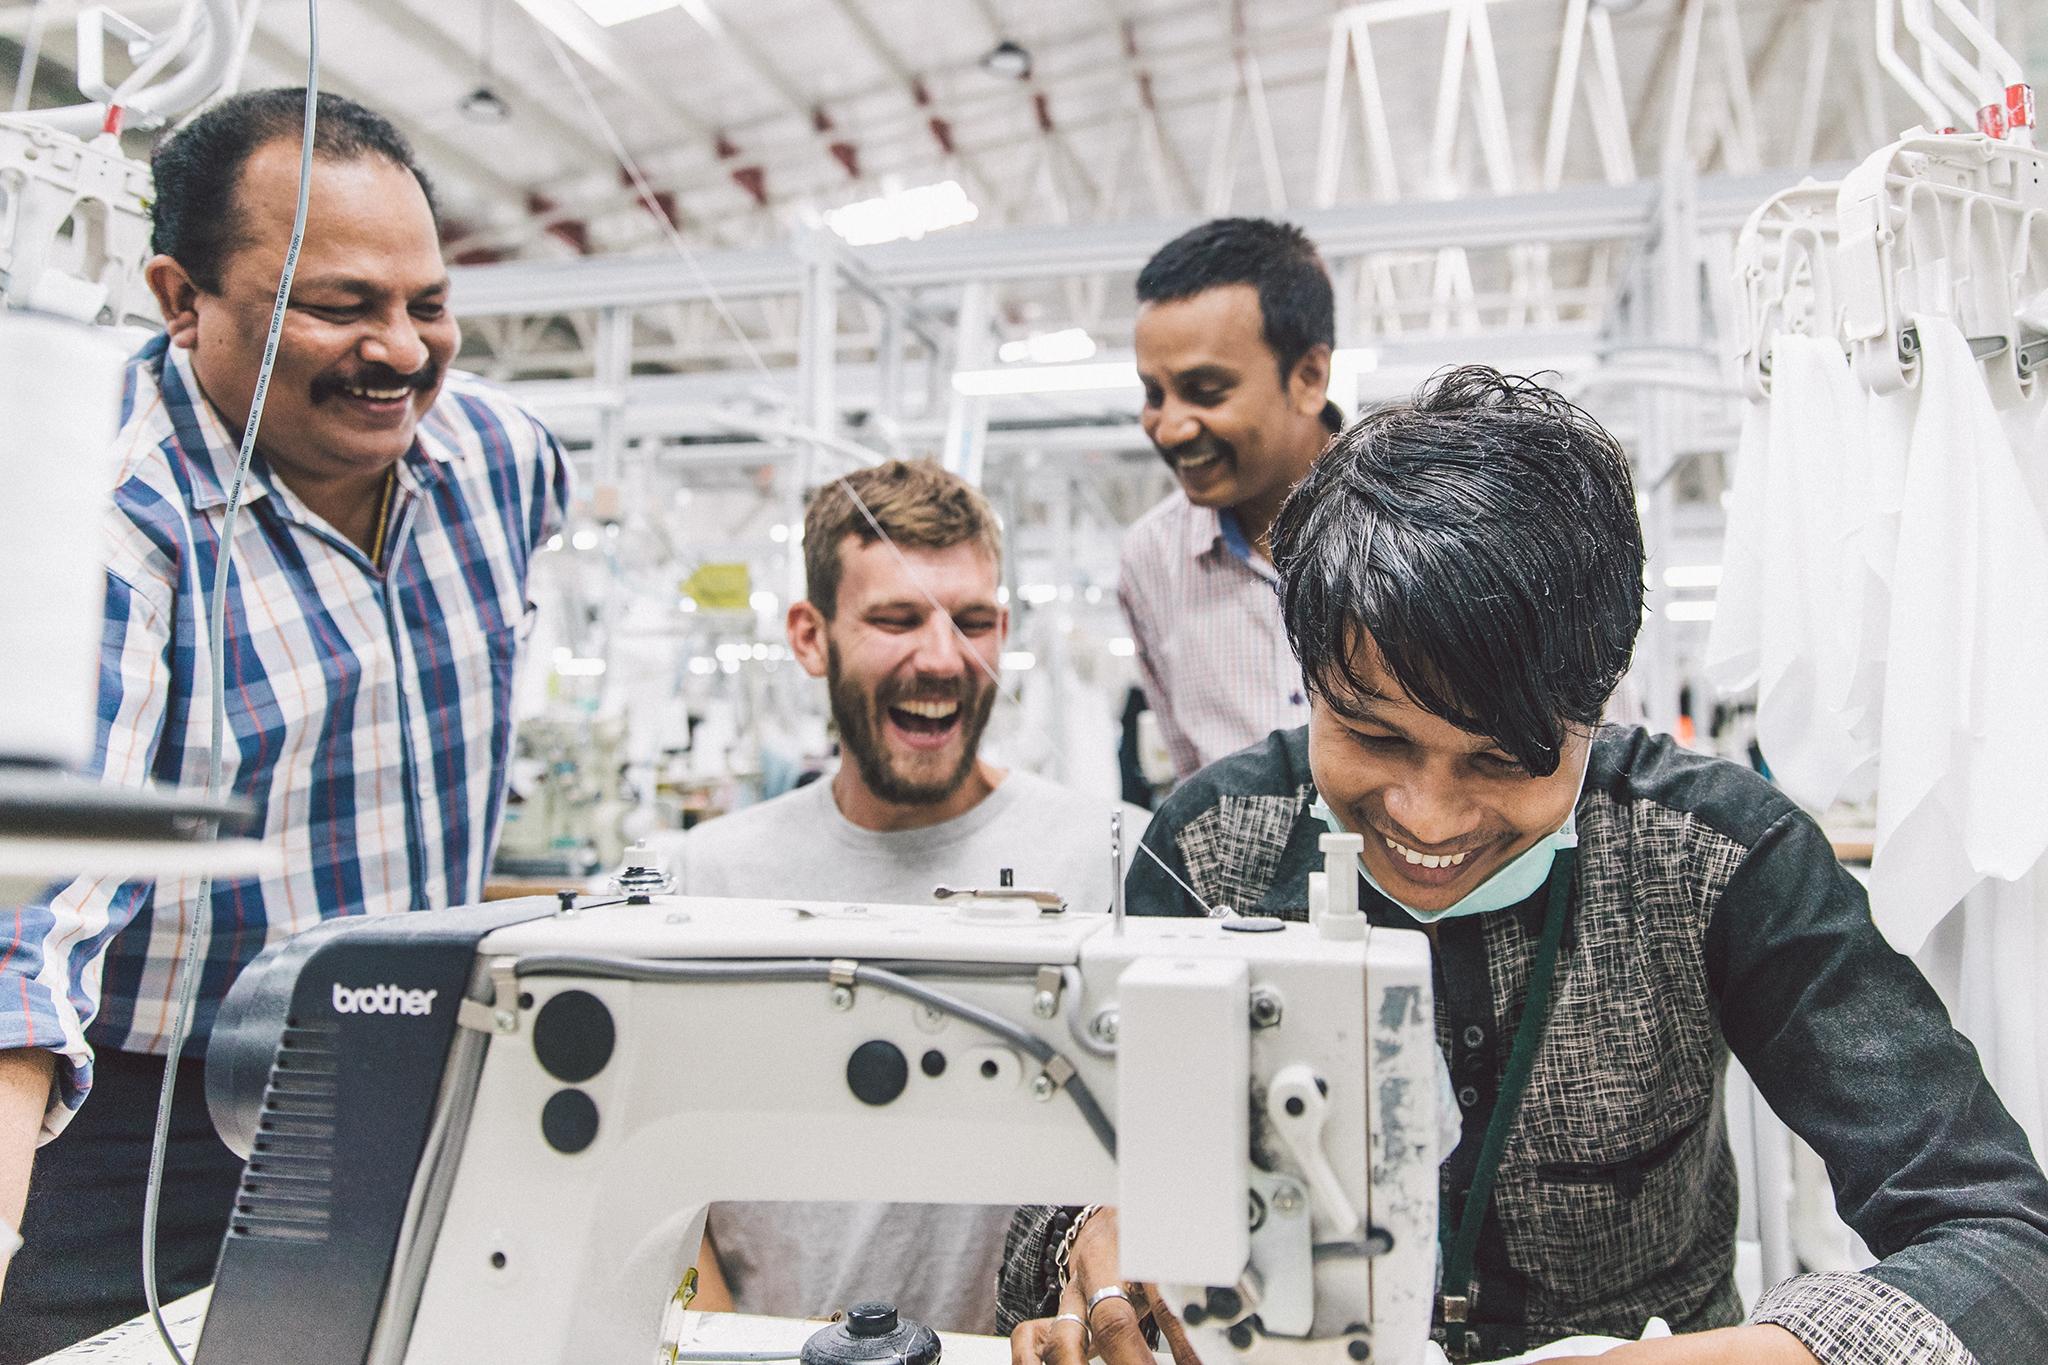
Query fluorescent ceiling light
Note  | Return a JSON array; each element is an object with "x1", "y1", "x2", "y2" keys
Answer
[
  {"x1": 1001, "y1": 651, "x2": 1037, "y2": 671},
  {"x1": 1016, "y1": 583, "x2": 1059, "y2": 605},
  {"x1": 568, "y1": 0, "x2": 677, "y2": 25},
  {"x1": 1107, "y1": 637, "x2": 1136, "y2": 657},
  {"x1": 1663, "y1": 564, "x2": 1724, "y2": 589},
  {"x1": 999, "y1": 328, "x2": 1097, "y2": 365},
  {"x1": 825, "y1": 179, "x2": 978, "y2": 247},
  {"x1": 952, "y1": 361, "x2": 1140, "y2": 397},
  {"x1": 1664, "y1": 599, "x2": 1718, "y2": 622}
]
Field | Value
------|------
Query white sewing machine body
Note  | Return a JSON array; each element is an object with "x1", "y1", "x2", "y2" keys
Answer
[{"x1": 200, "y1": 893, "x2": 1438, "y2": 1365}]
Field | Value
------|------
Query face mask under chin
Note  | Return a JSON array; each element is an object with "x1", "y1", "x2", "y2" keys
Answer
[{"x1": 1309, "y1": 752, "x2": 1590, "y2": 924}]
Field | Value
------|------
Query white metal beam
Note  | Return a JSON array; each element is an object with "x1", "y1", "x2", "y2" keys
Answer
[{"x1": 449, "y1": 166, "x2": 1847, "y2": 316}]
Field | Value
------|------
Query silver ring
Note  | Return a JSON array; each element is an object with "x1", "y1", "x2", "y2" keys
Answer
[
  {"x1": 1049, "y1": 1312, "x2": 1090, "y2": 1354},
  {"x1": 1084, "y1": 1284, "x2": 1132, "y2": 1333}
]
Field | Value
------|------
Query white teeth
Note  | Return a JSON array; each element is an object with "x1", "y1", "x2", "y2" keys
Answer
[
  {"x1": 1384, "y1": 836, "x2": 1468, "y2": 870},
  {"x1": 895, "y1": 699, "x2": 959, "y2": 720},
  {"x1": 347, "y1": 386, "x2": 409, "y2": 401}
]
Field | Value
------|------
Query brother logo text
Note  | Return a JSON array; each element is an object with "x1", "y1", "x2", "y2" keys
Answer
[{"x1": 333, "y1": 982, "x2": 440, "y2": 1016}]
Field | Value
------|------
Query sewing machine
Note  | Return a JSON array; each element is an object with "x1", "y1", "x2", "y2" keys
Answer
[{"x1": 199, "y1": 851, "x2": 1439, "y2": 1365}]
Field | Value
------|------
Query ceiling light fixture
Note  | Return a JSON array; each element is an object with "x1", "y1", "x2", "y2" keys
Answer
[
  {"x1": 568, "y1": 0, "x2": 682, "y2": 27},
  {"x1": 460, "y1": 86, "x2": 512, "y2": 123},
  {"x1": 998, "y1": 328, "x2": 1097, "y2": 365},
  {"x1": 824, "y1": 179, "x2": 979, "y2": 246},
  {"x1": 460, "y1": 0, "x2": 514, "y2": 122},
  {"x1": 980, "y1": 39, "x2": 1032, "y2": 81}
]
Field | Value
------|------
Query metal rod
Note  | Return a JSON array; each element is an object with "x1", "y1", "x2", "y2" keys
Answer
[{"x1": 1111, "y1": 809, "x2": 1125, "y2": 934}]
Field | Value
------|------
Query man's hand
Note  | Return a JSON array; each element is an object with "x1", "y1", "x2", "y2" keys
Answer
[
  {"x1": 1008, "y1": 1209, "x2": 1201, "y2": 1365},
  {"x1": 1543, "y1": 1324, "x2": 1818, "y2": 1364}
]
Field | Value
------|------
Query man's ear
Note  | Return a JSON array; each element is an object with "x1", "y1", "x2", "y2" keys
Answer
[
  {"x1": 787, "y1": 599, "x2": 831, "y2": 679},
  {"x1": 1288, "y1": 342, "x2": 1332, "y2": 418},
  {"x1": 144, "y1": 255, "x2": 203, "y2": 350}
]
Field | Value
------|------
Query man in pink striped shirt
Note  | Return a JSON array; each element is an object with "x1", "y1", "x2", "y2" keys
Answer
[{"x1": 1119, "y1": 219, "x2": 1343, "y2": 784}]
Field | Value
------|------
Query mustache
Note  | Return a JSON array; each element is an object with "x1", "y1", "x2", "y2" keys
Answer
[
  {"x1": 1155, "y1": 432, "x2": 1234, "y2": 469},
  {"x1": 311, "y1": 361, "x2": 440, "y2": 404}
]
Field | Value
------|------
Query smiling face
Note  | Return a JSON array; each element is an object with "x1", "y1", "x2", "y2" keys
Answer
[
  {"x1": 1307, "y1": 641, "x2": 1589, "y2": 914},
  {"x1": 1135, "y1": 284, "x2": 1330, "y2": 540},
  {"x1": 149, "y1": 142, "x2": 458, "y2": 496},
  {"x1": 789, "y1": 535, "x2": 1007, "y2": 825}
]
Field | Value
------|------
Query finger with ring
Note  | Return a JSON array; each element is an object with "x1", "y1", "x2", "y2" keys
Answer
[
  {"x1": 1050, "y1": 1312, "x2": 1091, "y2": 1356},
  {"x1": 1085, "y1": 1283, "x2": 1134, "y2": 1333}
]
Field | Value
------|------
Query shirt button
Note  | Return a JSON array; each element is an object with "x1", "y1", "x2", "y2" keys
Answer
[
  {"x1": 1463, "y1": 1025, "x2": 1486, "y2": 1048},
  {"x1": 1458, "y1": 1086, "x2": 1480, "y2": 1108}
]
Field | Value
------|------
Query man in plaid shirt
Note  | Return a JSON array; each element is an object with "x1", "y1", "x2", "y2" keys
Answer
[
  {"x1": 1118, "y1": 218, "x2": 1344, "y2": 785},
  {"x1": 1005, "y1": 370, "x2": 2047, "y2": 1365},
  {"x1": 0, "y1": 90, "x2": 567, "y2": 1355}
]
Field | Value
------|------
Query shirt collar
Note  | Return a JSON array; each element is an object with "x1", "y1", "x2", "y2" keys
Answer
[
  {"x1": 1184, "y1": 498, "x2": 1279, "y2": 584},
  {"x1": 152, "y1": 335, "x2": 455, "y2": 515}
]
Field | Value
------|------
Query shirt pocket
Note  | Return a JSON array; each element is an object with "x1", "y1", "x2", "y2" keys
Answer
[{"x1": 1500, "y1": 1105, "x2": 1719, "y2": 1306}]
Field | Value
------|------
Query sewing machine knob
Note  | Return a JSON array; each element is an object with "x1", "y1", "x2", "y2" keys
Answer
[
  {"x1": 846, "y1": 1039, "x2": 909, "y2": 1106},
  {"x1": 541, "y1": 1089, "x2": 600, "y2": 1154},
  {"x1": 532, "y1": 989, "x2": 615, "y2": 1083},
  {"x1": 847, "y1": 1303, "x2": 899, "y2": 1336}
]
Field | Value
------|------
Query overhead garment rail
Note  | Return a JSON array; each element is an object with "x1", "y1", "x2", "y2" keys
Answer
[{"x1": 1838, "y1": 132, "x2": 2048, "y2": 400}]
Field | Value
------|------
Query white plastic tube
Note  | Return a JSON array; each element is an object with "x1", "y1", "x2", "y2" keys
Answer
[{"x1": 18, "y1": 0, "x2": 239, "y2": 135}]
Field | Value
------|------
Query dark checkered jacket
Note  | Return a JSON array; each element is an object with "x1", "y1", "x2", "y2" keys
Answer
[{"x1": 996, "y1": 726, "x2": 2048, "y2": 1365}]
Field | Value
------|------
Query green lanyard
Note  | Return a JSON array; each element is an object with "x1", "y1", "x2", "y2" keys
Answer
[{"x1": 1438, "y1": 847, "x2": 1577, "y2": 1364}]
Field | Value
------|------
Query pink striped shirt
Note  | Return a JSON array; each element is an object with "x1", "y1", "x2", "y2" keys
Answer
[{"x1": 1117, "y1": 493, "x2": 1311, "y2": 782}]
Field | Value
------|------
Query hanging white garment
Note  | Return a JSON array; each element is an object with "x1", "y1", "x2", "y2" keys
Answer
[
  {"x1": 1841, "y1": 385, "x2": 1918, "y2": 768},
  {"x1": 1869, "y1": 317, "x2": 2048, "y2": 953},
  {"x1": 1748, "y1": 336, "x2": 1870, "y2": 812},
  {"x1": 1917, "y1": 870, "x2": 2048, "y2": 1162},
  {"x1": 1705, "y1": 398, "x2": 1769, "y2": 695}
]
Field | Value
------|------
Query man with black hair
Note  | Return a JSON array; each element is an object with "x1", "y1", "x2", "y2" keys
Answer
[
  {"x1": 1003, "y1": 368, "x2": 2048, "y2": 1365},
  {"x1": 1117, "y1": 217, "x2": 1342, "y2": 784},
  {"x1": 0, "y1": 89, "x2": 567, "y2": 1353}
]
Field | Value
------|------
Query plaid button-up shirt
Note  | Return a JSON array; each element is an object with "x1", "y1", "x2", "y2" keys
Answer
[
  {"x1": 1116, "y1": 492, "x2": 1309, "y2": 783},
  {"x1": 1, "y1": 335, "x2": 569, "y2": 1137}
]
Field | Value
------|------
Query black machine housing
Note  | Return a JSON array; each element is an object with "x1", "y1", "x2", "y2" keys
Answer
[{"x1": 201, "y1": 900, "x2": 555, "y2": 1364}]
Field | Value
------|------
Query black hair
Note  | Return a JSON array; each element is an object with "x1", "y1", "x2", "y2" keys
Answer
[
  {"x1": 150, "y1": 89, "x2": 439, "y2": 292},
  {"x1": 1270, "y1": 366, "x2": 1645, "y2": 777},
  {"x1": 1135, "y1": 218, "x2": 1335, "y2": 385}
]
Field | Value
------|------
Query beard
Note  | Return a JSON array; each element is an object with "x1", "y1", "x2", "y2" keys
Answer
[{"x1": 827, "y1": 640, "x2": 997, "y2": 808}]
